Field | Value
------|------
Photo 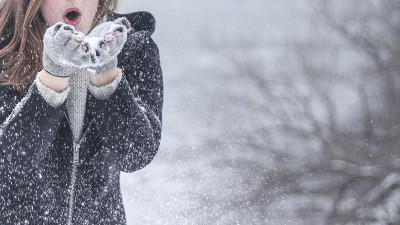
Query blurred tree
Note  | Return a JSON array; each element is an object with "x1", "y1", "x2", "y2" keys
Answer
[{"x1": 188, "y1": 0, "x2": 400, "y2": 224}]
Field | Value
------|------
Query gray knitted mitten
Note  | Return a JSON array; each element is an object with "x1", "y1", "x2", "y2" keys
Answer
[
  {"x1": 43, "y1": 23, "x2": 92, "y2": 77},
  {"x1": 84, "y1": 17, "x2": 131, "y2": 75}
]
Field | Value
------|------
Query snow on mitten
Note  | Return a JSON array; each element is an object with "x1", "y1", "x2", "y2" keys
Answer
[
  {"x1": 43, "y1": 22, "x2": 92, "y2": 77},
  {"x1": 84, "y1": 17, "x2": 131, "y2": 75}
]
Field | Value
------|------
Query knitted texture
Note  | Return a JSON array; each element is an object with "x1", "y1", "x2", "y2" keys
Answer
[
  {"x1": 35, "y1": 73, "x2": 70, "y2": 108},
  {"x1": 43, "y1": 23, "x2": 90, "y2": 77},
  {"x1": 68, "y1": 70, "x2": 123, "y2": 141},
  {"x1": 85, "y1": 17, "x2": 131, "y2": 74},
  {"x1": 66, "y1": 69, "x2": 89, "y2": 142},
  {"x1": 91, "y1": 58, "x2": 117, "y2": 75}
]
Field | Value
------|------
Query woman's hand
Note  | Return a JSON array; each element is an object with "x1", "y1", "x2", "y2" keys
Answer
[
  {"x1": 84, "y1": 17, "x2": 131, "y2": 75},
  {"x1": 42, "y1": 18, "x2": 131, "y2": 79},
  {"x1": 42, "y1": 23, "x2": 92, "y2": 77}
]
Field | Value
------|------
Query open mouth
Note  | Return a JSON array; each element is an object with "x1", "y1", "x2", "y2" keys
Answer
[
  {"x1": 64, "y1": 8, "x2": 81, "y2": 25},
  {"x1": 66, "y1": 11, "x2": 80, "y2": 21}
]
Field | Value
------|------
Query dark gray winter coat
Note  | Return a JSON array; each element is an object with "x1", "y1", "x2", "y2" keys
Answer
[{"x1": 0, "y1": 12, "x2": 163, "y2": 225}]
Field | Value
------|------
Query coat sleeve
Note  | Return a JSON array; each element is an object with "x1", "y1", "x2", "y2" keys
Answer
[
  {"x1": 87, "y1": 12, "x2": 163, "y2": 173},
  {"x1": 0, "y1": 82, "x2": 66, "y2": 178}
]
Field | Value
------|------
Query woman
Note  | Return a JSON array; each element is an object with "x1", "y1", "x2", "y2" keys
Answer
[{"x1": 0, "y1": 0, "x2": 163, "y2": 224}]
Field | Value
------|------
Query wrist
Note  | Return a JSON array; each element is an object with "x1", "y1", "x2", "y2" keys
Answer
[
  {"x1": 39, "y1": 70, "x2": 70, "y2": 93},
  {"x1": 43, "y1": 53, "x2": 74, "y2": 77},
  {"x1": 89, "y1": 67, "x2": 120, "y2": 87}
]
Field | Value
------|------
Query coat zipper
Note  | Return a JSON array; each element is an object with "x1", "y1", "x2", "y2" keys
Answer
[
  {"x1": 67, "y1": 142, "x2": 79, "y2": 225},
  {"x1": 64, "y1": 111, "x2": 95, "y2": 225}
]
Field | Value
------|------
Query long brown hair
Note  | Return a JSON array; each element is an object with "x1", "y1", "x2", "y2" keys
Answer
[{"x1": 0, "y1": 0, "x2": 118, "y2": 94}]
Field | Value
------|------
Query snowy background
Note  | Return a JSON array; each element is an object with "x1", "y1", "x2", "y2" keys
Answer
[{"x1": 116, "y1": 1, "x2": 400, "y2": 224}]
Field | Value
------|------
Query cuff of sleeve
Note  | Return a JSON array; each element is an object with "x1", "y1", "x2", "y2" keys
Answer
[
  {"x1": 35, "y1": 72, "x2": 70, "y2": 108},
  {"x1": 88, "y1": 69, "x2": 123, "y2": 100}
]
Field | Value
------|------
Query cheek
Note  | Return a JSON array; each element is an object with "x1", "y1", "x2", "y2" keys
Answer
[
  {"x1": 87, "y1": 0, "x2": 99, "y2": 20},
  {"x1": 41, "y1": 4, "x2": 58, "y2": 26},
  {"x1": 80, "y1": 0, "x2": 99, "y2": 34}
]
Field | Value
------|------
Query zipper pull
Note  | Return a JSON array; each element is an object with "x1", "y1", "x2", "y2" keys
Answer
[{"x1": 73, "y1": 142, "x2": 80, "y2": 163}]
